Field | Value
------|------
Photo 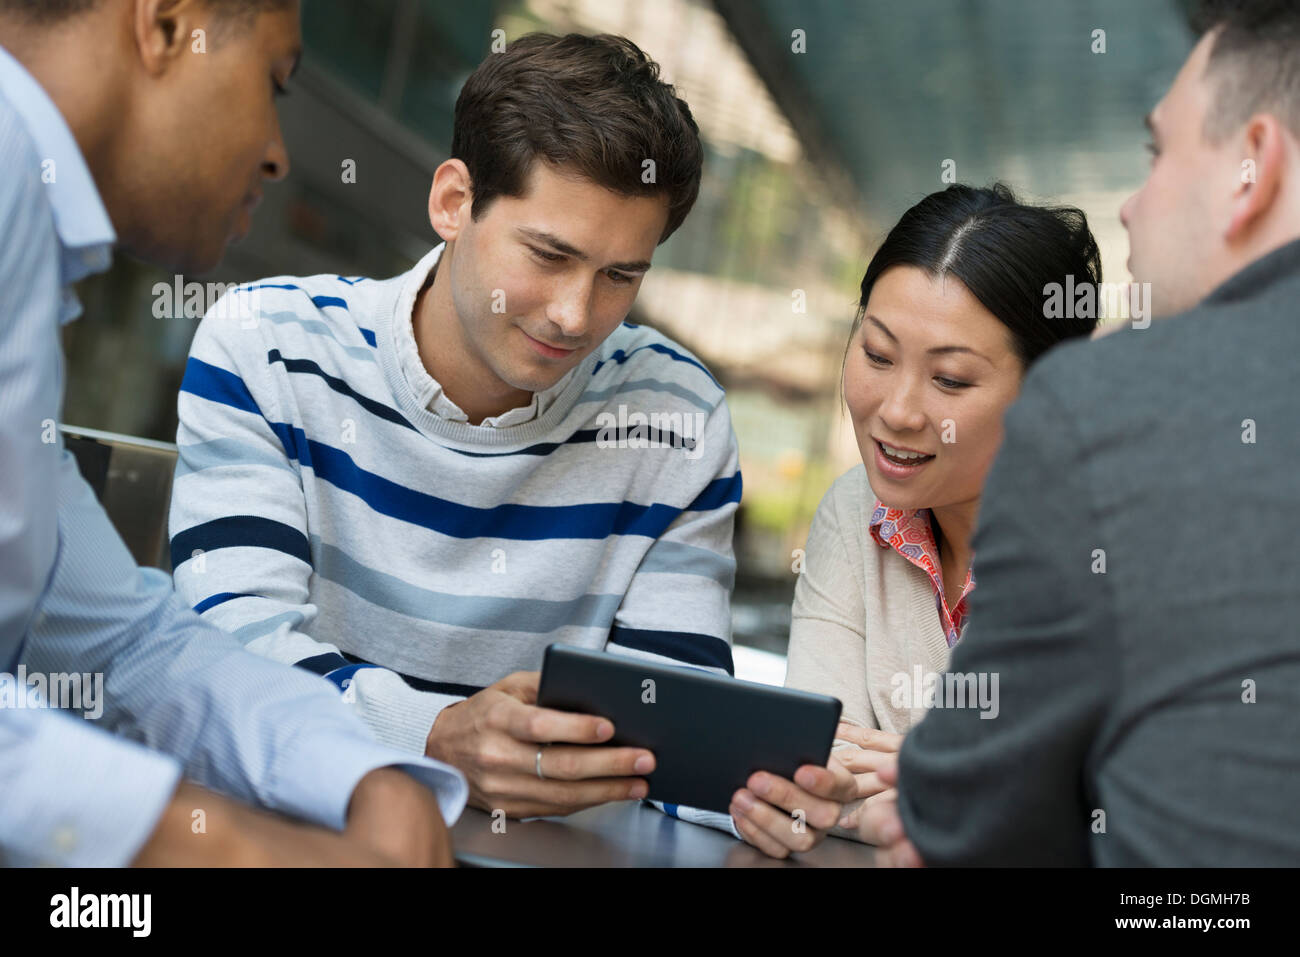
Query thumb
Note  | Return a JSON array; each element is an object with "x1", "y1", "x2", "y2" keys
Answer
[{"x1": 498, "y1": 670, "x2": 541, "y2": 703}]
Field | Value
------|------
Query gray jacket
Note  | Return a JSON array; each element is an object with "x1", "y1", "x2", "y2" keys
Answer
[{"x1": 897, "y1": 238, "x2": 1300, "y2": 866}]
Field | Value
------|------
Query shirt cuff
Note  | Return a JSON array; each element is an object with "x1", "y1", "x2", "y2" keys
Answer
[
  {"x1": 267, "y1": 726, "x2": 469, "y2": 832},
  {"x1": 333, "y1": 664, "x2": 465, "y2": 756},
  {"x1": 1, "y1": 710, "x2": 182, "y2": 867},
  {"x1": 650, "y1": 800, "x2": 742, "y2": 839}
]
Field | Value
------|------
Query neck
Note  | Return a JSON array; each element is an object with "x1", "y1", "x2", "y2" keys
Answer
[
  {"x1": 0, "y1": 17, "x2": 127, "y2": 214},
  {"x1": 412, "y1": 242, "x2": 532, "y2": 426},
  {"x1": 929, "y1": 497, "x2": 979, "y2": 579}
]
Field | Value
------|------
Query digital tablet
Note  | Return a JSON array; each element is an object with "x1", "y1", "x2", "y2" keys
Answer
[{"x1": 536, "y1": 644, "x2": 842, "y2": 814}]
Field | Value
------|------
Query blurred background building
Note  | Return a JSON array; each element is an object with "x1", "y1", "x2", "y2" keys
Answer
[{"x1": 61, "y1": 0, "x2": 1197, "y2": 676}]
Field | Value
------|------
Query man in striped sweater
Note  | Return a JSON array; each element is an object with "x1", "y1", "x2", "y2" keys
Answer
[{"x1": 170, "y1": 33, "x2": 752, "y2": 820}]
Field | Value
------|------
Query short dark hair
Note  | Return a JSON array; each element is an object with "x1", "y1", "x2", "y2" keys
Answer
[
  {"x1": 850, "y1": 184, "x2": 1102, "y2": 368},
  {"x1": 1192, "y1": 0, "x2": 1300, "y2": 142},
  {"x1": 451, "y1": 32, "x2": 703, "y2": 244},
  {"x1": 0, "y1": 0, "x2": 98, "y2": 18},
  {"x1": 0, "y1": 0, "x2": 291, "y2": 26}
]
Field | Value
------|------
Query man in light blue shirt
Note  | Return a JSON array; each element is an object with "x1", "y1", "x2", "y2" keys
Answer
[{"x1": 0, "y1": 0, "x2": 466, "y2": 866}]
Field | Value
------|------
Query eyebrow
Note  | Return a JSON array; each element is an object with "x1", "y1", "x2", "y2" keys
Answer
[
  {"x1": 517, "y1": 227, "x2": 652, "y2": 273},
  {"x1": 866, "y1": 315, "x2": 992, "y2": 363}
]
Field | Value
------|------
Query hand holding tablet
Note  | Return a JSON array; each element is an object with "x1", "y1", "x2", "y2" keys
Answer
[
  {"x1": 425, "y1": 669, "x2": 655, "y2": 818},
  {"x1": 537, "y1": 645, "x2": 844, "y2": 815}
]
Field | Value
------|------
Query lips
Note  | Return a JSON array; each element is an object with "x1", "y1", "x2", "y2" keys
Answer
[
  {"x1": 873, "y1": 438, "x2": 935, "y2": 478},
  {"x1": 877, "y1": 439, "x2": 933, "y2": 462},
  {"x1": 522, "y1": 330, "x2": 577, "y2": 359}
]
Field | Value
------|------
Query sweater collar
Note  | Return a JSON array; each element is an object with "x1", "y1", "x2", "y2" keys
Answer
[
  {"x1": 376, "y1": 245, "x2": 598, "y2": 447},
  {"x1": 391, "y1": 243, "x2": 575, "y2": 429}
]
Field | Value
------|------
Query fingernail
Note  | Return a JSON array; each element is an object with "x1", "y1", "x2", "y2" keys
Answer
[
  {"x1": 630, "y1": 781, "x2": 648, "y2": 799},
  {"x1": 634, "y1": 755, "x2": 654, "y2": 774},
  {"x1": 596, "y1": 721, "x2": 613, "y2": 739},
  {"x1": 750, "y1": 775, "x2": 769, "y2": 796},
  {"x1": 734, "y1": 790, "x2": 755, "y2": 812}
]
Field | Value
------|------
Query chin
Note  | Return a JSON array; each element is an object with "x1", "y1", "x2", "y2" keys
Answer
[
  {"x1": 491, "y1": 362, "x2": 551, "y2": 396},
  {"x1": 171, "y1": 238, "x2": 228, "y2": 277},
  {"x1": 188, "y1": 252, "x2": 227, "y2": 277},
  {"x1": 519, "y1": 370, "x2": 569, "y2": 393},
  {"x1": 516, "y1": 353, "x2": 583, "y2": 389},
  {"x1": 116, "y1": 233, "x2": 201, "y2": 276},
  {"x1": 868, "y1": 487, "x2": 920, "y2": 511}
]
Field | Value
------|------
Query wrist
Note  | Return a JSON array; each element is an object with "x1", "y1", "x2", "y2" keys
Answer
[
  {"x1": 135, "y1": 782, "x2": 263, "y2": 867},
  {"x1": 345, "y1": 766, "x2": 447, "y2": 866},
  {"x1": 347, "y1": 767, "x2": 410, "y2": 826},
  {"x1": 424, "y1": 701, "x2": 461, "y2": 759}
]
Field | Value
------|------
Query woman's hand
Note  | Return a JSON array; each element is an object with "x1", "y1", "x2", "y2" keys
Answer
[
  {"x1": 860, "y1": 755, "x2": 924, "y2": 866},
  {"x1": 830, "y1": 722, "x2": 904, "y2": 829},
  {"x1": 729, "y1": 756, "x2": 858, "y2": 859}
]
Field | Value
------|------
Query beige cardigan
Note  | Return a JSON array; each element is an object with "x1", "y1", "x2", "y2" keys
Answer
[
  {"x1": 784, "y1": 465, "x2": 957, "y2": 841},
  {"x1": 787, "y1": 466, "x2": 955, "y2": 733}
]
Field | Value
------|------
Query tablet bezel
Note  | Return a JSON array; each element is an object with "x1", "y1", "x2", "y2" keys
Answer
[{"x1": 537, "y1": 643, "x2": 843, "y2": 814}]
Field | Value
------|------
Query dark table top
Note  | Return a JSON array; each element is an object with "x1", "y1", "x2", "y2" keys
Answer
[{"x1": 451, "y1": 801, "x2": 880, "y2": 867}]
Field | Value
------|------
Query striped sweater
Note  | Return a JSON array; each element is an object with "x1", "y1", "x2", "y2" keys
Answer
[{"x1": 169, "y1": 243, "x2": 742, "y2": 755}]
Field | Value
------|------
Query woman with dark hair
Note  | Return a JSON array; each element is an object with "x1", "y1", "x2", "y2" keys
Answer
[{"x1": 729, "y1": 183, "x2": 1102, "y2": 858}]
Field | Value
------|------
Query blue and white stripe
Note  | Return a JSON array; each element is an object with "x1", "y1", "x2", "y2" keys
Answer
[{"x1": 169, "y1": 245, "x2": 742, "y2": 754}]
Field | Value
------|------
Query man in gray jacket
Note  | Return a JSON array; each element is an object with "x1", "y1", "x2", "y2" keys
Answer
[{"x1": 867, "y1": 0, "x2": 1300, "y2": 865}]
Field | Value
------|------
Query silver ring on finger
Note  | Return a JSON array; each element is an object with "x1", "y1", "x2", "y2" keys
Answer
[{"x1": 536, "y1": 746, "x2": 546, "y2": 780}]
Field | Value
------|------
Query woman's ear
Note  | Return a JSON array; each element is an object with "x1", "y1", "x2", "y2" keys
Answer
[{"x1": 428, "y1": 159, "x2": 474, "y2": 243}]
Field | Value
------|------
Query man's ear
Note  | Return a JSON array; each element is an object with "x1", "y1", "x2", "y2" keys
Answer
[
  {"x1": 1224, "y1": 112, "x2": 1286, "y2": 243},
  {"x1": 132, "y1": 0, "x2": 209, "y2": 77},
  {"x1": 428, "y1": 159, "x2": 475, "y2": 243}
]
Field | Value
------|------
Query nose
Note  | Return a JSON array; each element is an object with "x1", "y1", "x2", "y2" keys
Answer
[
  {"x1": 545, "y1": 274, "x2": 594, "y2": 340},
  {"x1": 877, "y1": 376, "x2": 928, "y2": 436},
  {"x1": 1119, "y1": 191, "x2": 1135, "y2": 230},
  {"x1": 263, "y1": 109, "x2": 290, "y2": 183}
]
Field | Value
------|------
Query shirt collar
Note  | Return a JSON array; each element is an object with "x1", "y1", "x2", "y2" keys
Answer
[
  {"x1": 393, "y1": 242, "x2": 574, "y2": 429},
  {"x1": 868, "y1": 500, "x2": 932, "y2": 547},
  {"x1": 868, "y1": 498, "x2": 975, "y2": 647},
  {"x1": 0, "y1": 44, "x2": 114, "y2": 304}
]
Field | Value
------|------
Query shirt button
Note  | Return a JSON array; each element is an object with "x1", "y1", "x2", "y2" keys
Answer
[{"x1": 52, "y1": 825, "x2": 77, "y2": 853}]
